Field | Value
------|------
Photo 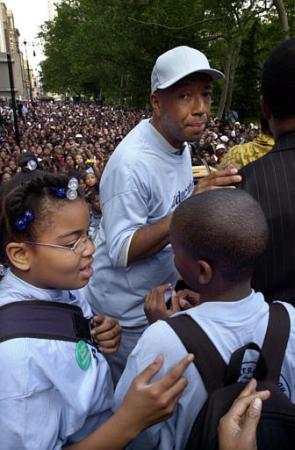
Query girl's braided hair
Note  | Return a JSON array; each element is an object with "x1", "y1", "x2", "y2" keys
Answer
[{"x1": 0, "y1": 170, "x2": 82, "y2": 268}]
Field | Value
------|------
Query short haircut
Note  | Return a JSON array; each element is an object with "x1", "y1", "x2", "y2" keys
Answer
[
  {"x1": 261, "y1": 37, "x2": 295, "y2": 118},
  {"x1": 171, "y1": 189, "x2": 269, "y2": 282}
]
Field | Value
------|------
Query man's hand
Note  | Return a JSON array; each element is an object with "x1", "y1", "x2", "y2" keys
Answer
[
  {"x1": 144, "y1": 284, "x2": 181, "y2": 324},
  {"x1": 218, "y1": 379, "x2": 271, "y2": 450},
  {"x1": 194, "y1": 166, "x2": 242, "y2": 194},
  {"x1": 218, "y1": 162, "x2": 241, "y2": 171},
  {"x1": 91, "y1": 315, "x2": 122, "y2": 353}
]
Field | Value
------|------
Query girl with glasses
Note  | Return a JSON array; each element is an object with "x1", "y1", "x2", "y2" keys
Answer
[{"x1": 0, "y1": 170, "x2": 192, "y2": 450}]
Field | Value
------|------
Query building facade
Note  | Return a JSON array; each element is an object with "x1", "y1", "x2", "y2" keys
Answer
[{"x1": 0, "y1": 2, "x2": 28, "y2": 100}]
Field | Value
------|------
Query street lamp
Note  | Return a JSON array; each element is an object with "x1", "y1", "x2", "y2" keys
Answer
[
  {"x1": 23, "y1": 40, "x2": 33, "y2": 102},
  {"x1": 6, "y1": 53, "x2": 20, "y2": 145}
]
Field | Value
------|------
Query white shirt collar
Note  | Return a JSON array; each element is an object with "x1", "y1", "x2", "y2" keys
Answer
[
  {"x1": 180, "y1": 290, "x2": 266, "y2": 323},
  {"x1": 1, "y1": 269, "x2": 73, "y2": 304},
  {"x1": 147, "y1": 119, "x2": 187, "y2": 155}
]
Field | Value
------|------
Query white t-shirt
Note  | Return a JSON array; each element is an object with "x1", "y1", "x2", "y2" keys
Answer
[
  {"x1": 85, "y1": 119, "x2": 194, "y2": 327},
  {"x1": 114, "y1": 291, "x2": 295, "y2": 450}
]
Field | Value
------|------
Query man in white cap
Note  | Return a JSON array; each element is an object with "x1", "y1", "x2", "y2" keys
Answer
[{"x1": 85, "y1": 46, "x2": 241, "y2": 383}]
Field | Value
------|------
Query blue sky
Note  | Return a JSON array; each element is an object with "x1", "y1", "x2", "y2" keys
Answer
[{"x1": 4, "y1": 0, "x2": 49, "y2": 68}]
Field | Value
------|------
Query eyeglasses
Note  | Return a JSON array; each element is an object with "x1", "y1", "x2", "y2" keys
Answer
[{"x1": 24, "y1": 235, "x2": 92, "y2": 256}]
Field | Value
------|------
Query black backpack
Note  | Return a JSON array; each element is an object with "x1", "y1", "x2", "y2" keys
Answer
[{"x1": 166, "y1": 302, "x2": 295, "y2": 450}]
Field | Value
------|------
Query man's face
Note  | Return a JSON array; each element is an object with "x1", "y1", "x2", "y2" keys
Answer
[{"x1": 152, "y1": 74, "x2": 212, "y2": 148}]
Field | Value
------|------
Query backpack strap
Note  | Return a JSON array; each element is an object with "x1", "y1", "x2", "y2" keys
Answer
[
  {"x1": 256, "y1": 302, "x2": 290, "y2": 383},
  {"x1": 0, "y1": 300, "x2": 92, "y2": 344},
  {"x1": 225, "y1": 342, "x2": 268, "y2": 384},
  {"x1": 166, "y1": 314, "x2": 227, "y2": 394},
  {"x1": 224, "y1": 302, "x2": 290, "y2": 384}
]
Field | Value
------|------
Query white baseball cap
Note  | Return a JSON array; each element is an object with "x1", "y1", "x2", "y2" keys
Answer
[
  {"x1": 216, "y1": 143, "x2": 226, "y2": 150},
  {"x1": 151, "y1": 46, "x2": 224, "y2": 93}
]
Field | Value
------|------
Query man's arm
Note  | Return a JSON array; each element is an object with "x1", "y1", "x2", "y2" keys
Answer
[
  {"x1": 127, "y1": 214, "x2": 172, "y2": 265},
  {"x1": 127, "y1": 167, "x2": 241, "y2": 265}
]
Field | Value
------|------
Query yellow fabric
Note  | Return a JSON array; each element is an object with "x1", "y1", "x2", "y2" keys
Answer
[{"x1": 220, "y1": 134, "x2": 275, "y2": 167}]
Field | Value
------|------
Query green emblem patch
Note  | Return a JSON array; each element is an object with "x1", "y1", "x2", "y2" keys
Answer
[{"x1": 75, "y1": 340, "x2": 91, "y2": 370}]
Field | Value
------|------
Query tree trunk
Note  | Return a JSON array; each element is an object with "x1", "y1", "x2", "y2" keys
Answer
[
  {"x1": 217, "y1": 39, "x2": 234, "y2": 119},
  {"x1": 273, "y1": 0, "x2": 290, "y2": 40},
  {"x1": 225, "y1": 36, "x2": 242, "y2": 114}
]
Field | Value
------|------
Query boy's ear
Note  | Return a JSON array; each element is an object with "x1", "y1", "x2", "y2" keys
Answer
[
  {"x1": 197, "y1": 259, "x2": 212, "y2": 285},
  {"x1": 5, "y1": 242, "x2": 31, "y2": 272}
]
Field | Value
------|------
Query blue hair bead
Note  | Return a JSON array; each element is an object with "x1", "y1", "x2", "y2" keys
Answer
[
  {"x1": 50, "y1": 187, "x2": 66, "y2": 198},
  {"x1": 14, "y1": 209, "x2": 34, "y2": 231},
  {"x1": 23, "y1": 210, "x2": 34, "y2": 222},
  {"x1": 15, "y1": 218, "x2": 27, "y2": 231}
]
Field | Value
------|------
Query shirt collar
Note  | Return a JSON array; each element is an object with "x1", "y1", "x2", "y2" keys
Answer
[
  {"x1": 2, "y1": 269, "x2": 73, "y2": 304},
  {"x1": 148, "y1": 119, "x2": 187, "y2": 155},
  {"x1": 182, "y1": 290, "x2": 266, "y2": 323},
  {"x1": 272, "y1": 131, "x2": 295, "y2": 153}
]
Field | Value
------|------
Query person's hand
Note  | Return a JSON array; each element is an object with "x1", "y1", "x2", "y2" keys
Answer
[
  {"x1": 194, "y1": 166, "x2": 242, "y2": 194},
  {"x1": 177, "y1": 289, "x2": 201, "y2": 310},
  {"x1": 144, "y1": 285, "x2": 180, "y2": 324},
  {"x1": 91, "y1": 315, "x2": 122, "y2": 353},
  {"x1": 218, "y1": 379, "x2": 271, "y2": 450},
  {"x1": 218, "y1": 162, "x2": 241, "y2": 171},
  {"x1": 116, "y1": 353, "x2": 194, "y2": 435}
]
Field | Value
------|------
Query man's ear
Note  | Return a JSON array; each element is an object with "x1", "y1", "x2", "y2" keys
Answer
[
  {"x1": 197, "y1": 259, "x2": 212, "y2": 285},
  {"x1": 5, "y1": 242, "x2": 31, "y2": 272},
  {"x1": 151, "y1": 92, "x2": 161, "y2": 117},
  {"x1": 260, "y1": 95, "x2": 271, "y2": 120}
]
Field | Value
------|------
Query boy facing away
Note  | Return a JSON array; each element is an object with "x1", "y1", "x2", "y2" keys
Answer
[{"x1": 114, "y1": 188, "x2": 295, "y2": 450}]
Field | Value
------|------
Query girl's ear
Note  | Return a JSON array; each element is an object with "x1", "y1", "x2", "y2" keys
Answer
[
  {"x1": 197, "y1": 259, "x2": 212, "y2": 285},
  {"x1": 5, "y1": 242, "x2": 32, "y2": 272}
]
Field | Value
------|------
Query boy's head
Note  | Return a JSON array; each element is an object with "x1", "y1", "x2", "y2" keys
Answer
[{"x1": 170, "y1": 189, "x2": 269, "y2": 294}]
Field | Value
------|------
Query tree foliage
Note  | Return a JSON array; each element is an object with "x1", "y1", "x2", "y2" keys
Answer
[{"x1": 39, "y1": 0, "x2": 295, "y2": 117}]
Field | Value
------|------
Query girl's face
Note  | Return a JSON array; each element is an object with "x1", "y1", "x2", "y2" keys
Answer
[
  {"x1": 1, "y1": 172, "x2": 12, "y2": 183},
  {"x1": 91, "y1": 194, "x2": 100, "y2": 214},
  {"x1": 79, "y1": 178, "x2": 86, "y2": 190},
  {"x1": 66, "y1": 155, "x2": 74, "y2": 166},
  {"x1": 75, "y1": 154, "x2": 83, "y2": 165},
  {"x1": 85, "y1": 173, "x2": 97, "y2": 187},
  {"x1": 20, "y1": 198, "x2": 95, "y2": 290}
]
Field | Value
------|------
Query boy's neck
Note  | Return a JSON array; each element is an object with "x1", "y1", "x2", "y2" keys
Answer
[{"x1": 199, "y1": 279, "x2": 252, "y2": 303}]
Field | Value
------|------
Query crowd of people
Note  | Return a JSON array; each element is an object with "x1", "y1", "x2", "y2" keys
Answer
[
  {"x1": 1, "y1": 38, "x2": 295, "y2": 450},
  {"x1": 0, "y1": 100, "x2": 262, "y2": 182},
  {"x1": 0, "y1": 99, "x2": 264, "y2": 244}
]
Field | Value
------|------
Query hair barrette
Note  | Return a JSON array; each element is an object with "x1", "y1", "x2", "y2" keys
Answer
[
  {"x1": 50, "y1": 178, "x2": 79, "y2": 201},
  {"x1": 26, "y1": 159, "x2": 37, "y2": 171},
  {"x1": 15, "y1": 210, "x2": 34, "y2": 231},
  {"x1": 66, "y1": 177, "x2": 79, "y2": 200}
]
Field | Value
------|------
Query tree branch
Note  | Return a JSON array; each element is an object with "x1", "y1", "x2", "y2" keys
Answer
[{"x1": 127, "y1": 16, "x2": 222, "y2": 31}]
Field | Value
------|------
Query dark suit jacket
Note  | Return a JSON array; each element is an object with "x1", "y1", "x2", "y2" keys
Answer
[{"x1": 240, "y1": 132, "x2": 295, "y2": 306}]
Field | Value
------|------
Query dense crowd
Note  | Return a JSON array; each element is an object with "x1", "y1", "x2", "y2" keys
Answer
[{"x1": 0, "y1": 100, "x2": 261, "y2": 184}]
